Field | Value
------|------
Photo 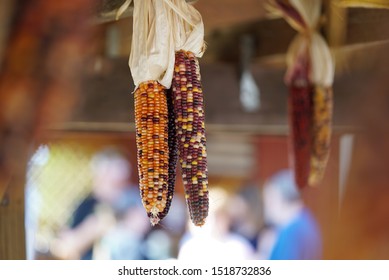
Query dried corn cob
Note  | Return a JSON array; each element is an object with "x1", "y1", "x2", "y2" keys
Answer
[
  {"x1": 158, "y1": 88, "x2": 179, "y2": 221},
  {"x1": 134, "y1": 81, "x2": 170, "y2": 225},
  {"x1": 309, "y1": 86, "x2": 333, "y2": 186},
  {"x1": 172, "y1": 50, "x2": 209, "y2": 226},
  {"x1": 288, "y1": 69, "x2": 313, "y2": 189},
  {"x1": 289, "y1": 84, "x2": 313, "y2": 189}
]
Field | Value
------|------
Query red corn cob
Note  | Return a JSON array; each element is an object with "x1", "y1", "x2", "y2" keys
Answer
[{"x1": 288, "y1": 54, "x2": 312, "y2": 189}]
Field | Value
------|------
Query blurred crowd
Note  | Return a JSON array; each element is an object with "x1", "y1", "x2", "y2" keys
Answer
[{"x1": 26, "y1": 148, "x2": 322, "y2": 260}]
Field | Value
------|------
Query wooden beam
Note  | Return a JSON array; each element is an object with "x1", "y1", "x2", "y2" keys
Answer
[
  {"x1": 325, "y1": 0, "x2": 348, "y2": 47},
  {"x1": 47, "y1": 121, "x2": 361, "y2": 136},
  {"x1": 338, "y1": 0, "x2": 389, "y2": 9}
]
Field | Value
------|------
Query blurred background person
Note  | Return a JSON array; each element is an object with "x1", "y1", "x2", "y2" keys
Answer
[
  {"x1": 96, "y1": 196, "x2": 150, "y2": 260},
  {"x1": 178, "y1": 188, "x2": 255, "y2": 260},
  {"x1": 51, "y1": 147, "x2": 137, "y2": 259},
  {"x1": 228, "y1": 183, "x2": 263, "y2": 251},
  {"x1": 142, "y1": 229, "x2": 174, "y2": 260},
  {"x1": 261, "y1": 169, "x2": 322, "y2": 260}
]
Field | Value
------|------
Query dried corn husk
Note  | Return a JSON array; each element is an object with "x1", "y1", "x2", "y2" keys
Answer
[
  {"x1": 164, "y1": 0, "x2": 205, "y2": 57},
  {"x1": 128, "y1": 0, "x2": 176, "y2": 88},
  {"x1": 274, "y1": 0, "x2": 334, "y2": 87}
]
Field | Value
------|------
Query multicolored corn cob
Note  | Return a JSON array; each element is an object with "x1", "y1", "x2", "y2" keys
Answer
[
  {"x1": 288, "y1": 57, "x2": 313, "y2": 189},
  {"x1": 134, "y1": 81, "x2": 170, "y2": 225},
  {"x1": 172, "y1": 50, "x2": 209, "y2": 226},
  {"x1": 309, "y1": 86, "x2": 333, "y2": 186}
]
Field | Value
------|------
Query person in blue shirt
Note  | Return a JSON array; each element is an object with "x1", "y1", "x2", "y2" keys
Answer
[{"x1": 262, "y1": 169, "x2": 322, "y2": 260}]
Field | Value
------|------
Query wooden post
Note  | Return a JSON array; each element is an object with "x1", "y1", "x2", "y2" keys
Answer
[
  {"x1": 0, "y1": 0, "x2": 25, "y2": 260},
  {"x1": 0, "y1": 177, "x2": 26, "y2": 259},
  {"x1": 325, "y1": 0, "x2": 348, "y2": 48}
]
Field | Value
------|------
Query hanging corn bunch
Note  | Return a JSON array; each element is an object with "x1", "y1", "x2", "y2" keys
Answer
[
  {"x1": 271, "y1": 0, "x2": 335, "y2": 188},
  {"x1": 122, "y1": 0, "x2": 208, "y2": 226}
]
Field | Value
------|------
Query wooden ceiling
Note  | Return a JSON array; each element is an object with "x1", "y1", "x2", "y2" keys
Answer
[
  {"x1": 96, "y1": 0, "x2": 389, "y2": 62},
  {"x1": 32, "y1": 0, "x2": 389, "y2": 134}
]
